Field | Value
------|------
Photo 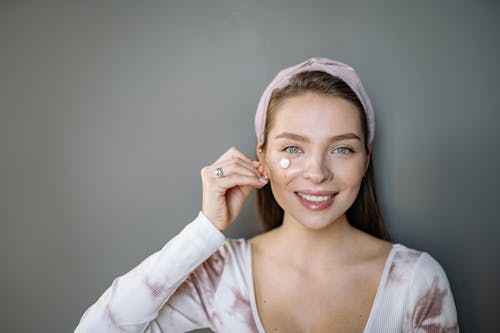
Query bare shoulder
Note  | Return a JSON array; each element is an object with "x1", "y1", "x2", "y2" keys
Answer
[
  {"x1": 250, "y1": 225, "x2": 283, "y2": 244},
  {"x1": 249, "y1": 229, "x2": 279, "y2": 257},
  {"x1": 350, "y1": 227, "x2": 394, "y2": 264}
]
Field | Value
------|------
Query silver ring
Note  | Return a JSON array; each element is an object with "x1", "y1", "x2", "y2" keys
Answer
[{"x1": 215, "y1": 167, "x2": 224, "y2": 178}]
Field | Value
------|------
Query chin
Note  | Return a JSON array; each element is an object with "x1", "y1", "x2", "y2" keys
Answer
[{"x1": 285, "y1": 211, "x2": 347, "y2": 231}]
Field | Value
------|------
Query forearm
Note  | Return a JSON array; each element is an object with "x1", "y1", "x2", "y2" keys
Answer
[{"x1": 74, "y1": 212, "x2": 226, "y2": 333}]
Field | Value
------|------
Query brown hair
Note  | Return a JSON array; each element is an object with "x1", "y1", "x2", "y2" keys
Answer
[{"x1": 256, "y1": 71, "x2": 389, "y2": 240}]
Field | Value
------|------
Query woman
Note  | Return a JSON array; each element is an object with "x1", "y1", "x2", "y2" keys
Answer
[{"x1": 75, "y1": 58, "x2": 459, "y2": 332}]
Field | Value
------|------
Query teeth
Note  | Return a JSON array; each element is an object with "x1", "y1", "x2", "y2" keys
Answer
[{"x1": 297, "y1": 192, "x2": 333, "y2": 202}]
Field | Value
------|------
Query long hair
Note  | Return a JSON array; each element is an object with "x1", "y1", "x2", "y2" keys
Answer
[{"x1": 256, "y1": 71, "x2": 389, "y2": 240}]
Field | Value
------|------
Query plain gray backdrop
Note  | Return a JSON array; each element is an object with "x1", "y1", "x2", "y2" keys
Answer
[{"x1": 1, "y1": 0, "x2": 499, "y2": 332}]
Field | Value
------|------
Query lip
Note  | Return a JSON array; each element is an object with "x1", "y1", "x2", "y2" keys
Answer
[
  {"x1": 296, "y1": 190, "x2": 336, "y2": 196},
  {"x1": 294, "y1": 190, "x2": 337, "y2": 211}
]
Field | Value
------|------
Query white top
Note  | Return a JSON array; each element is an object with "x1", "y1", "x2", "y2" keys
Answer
[{"x1": 74, "y1": 212, "x2": 459, "y2": 333}]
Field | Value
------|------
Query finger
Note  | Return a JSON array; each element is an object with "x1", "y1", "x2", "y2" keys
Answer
[
  {"x1": 256, "y1": 163, "x2": 266, "y2": 177},
  {"x1": 201, "y1": 164, "x2": 267, "y2": 188},
  {"x1": 214, "y1": 146, "x2": 254, "y2": 164},
  {"x1": 214, "y1": 158, "x2": 263, "y2": 179},
  {"x1": 210, "y1": 174, "x2": 268, "y2": 192}
]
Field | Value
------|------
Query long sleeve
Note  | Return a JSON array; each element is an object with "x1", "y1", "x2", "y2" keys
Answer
[
  {"x1": 74, "y1": 212, "x2": 227, "y2": 333},
  {"x1": 408, "y1": 253, "x2": 459, "y2": 333}
]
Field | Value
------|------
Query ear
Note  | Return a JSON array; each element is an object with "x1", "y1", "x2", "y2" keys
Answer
[
  {"x1": 256, "y1": 142, "x2": 269, "y2": 177},
  {"x1": 256, "y1": 142, "x2": 265, "y2": 163}
]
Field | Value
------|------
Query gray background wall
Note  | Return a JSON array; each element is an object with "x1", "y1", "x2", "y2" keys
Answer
[{"x1": 1, "y1": 0, "x2": 498, "y2": 332}]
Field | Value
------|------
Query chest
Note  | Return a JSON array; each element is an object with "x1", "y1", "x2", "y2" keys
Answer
[{"x1": 252, "y1": 261, "x2": 383, "y2": 333}]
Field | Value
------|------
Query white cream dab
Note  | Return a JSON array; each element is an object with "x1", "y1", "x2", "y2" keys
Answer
[{"x1": 279, "y1": 158, "x2": 291, "y2": 169}]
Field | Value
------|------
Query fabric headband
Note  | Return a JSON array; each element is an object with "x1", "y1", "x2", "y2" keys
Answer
[{"x1": 254, "y1": 57, "x2": 375, "y2": 145}]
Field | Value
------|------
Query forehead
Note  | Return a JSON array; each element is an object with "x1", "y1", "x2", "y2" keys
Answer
[{"x1": 269, "y1": 93, "x2": 364, "y2": 139}]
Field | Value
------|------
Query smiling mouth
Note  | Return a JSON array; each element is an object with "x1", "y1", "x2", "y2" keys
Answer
[{"x1": 296, "y1": 192, "x2": 335, "y2": 202}]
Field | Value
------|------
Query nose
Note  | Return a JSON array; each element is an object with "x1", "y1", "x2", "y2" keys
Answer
[{"x1": 303, "y1": 153, "x2": 332, "y2": 183}]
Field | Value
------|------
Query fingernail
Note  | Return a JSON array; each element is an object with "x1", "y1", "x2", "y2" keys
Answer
[{"x1": 259, "y1": 176, "x2": 268, "y2": 183}]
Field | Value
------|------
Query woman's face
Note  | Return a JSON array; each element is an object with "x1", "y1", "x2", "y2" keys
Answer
[{"x1": 260, "y1": 93, "x2": 369, "y2": 230}]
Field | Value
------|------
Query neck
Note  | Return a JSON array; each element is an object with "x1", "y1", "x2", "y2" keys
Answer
[{"x1": 272, "y1": 213, "x2": 361, "y2": 267}]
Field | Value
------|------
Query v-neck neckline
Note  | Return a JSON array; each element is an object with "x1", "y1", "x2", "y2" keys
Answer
[{"x1": 245, "y1": 241, "x2": 400, "y2": 333}]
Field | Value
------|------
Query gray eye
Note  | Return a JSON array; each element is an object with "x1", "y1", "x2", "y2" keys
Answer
[
  {"x1": 285, "y1": 146, "x2": 301, "y2": 153},
  {"x1": 334, "y1": 147, "x2": 353, "y2": 154}
]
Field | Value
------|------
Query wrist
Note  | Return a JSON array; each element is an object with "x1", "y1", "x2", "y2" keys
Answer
[{"x1": 200, "y1": 210, "x2": 227, "y2": 232}]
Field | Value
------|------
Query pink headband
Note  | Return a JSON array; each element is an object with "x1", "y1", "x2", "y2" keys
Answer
[{"x1": 254, "y1": 57, "x2": 375, "y2": 144}]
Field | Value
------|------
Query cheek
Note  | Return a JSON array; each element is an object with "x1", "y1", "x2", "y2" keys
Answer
[
  {"x1": 267, "y1": 164, "x2": 297, "y2": 210},
  {"x1": 266, "y1": 156, "x2": 302, "y2": 185},
  {"x1": 334, "y1": 158, "x2": 367, "y2": 185}
]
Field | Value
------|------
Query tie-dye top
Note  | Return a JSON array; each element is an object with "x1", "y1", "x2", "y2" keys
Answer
[{"x1": 75, "y1": 212, "x2": 459, "y2": 333}]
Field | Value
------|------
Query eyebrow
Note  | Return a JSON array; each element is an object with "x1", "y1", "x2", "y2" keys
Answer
[{"x1": 275, "y1": 132, "x2": 361, "y2": 143}]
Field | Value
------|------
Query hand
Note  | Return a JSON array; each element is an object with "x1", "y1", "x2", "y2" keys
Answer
[{"x1": 201, "y1": 147, "x2": 268, "y2": 231}]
